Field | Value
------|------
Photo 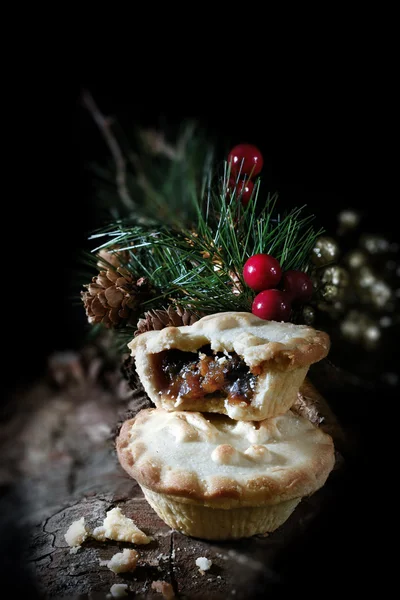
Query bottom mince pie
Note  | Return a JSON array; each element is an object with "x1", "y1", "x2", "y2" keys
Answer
[{"x1": 116, "y1": 408, "x2": 335, "y2": 540}]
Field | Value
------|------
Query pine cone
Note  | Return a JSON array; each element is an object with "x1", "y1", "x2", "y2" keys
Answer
[
  {"x1": 134, "y1": 305, "x2": 203, "y2": 336},
  {"x1": 97, "y1": 248, "x2": 130, "y2": 269},
  {"x1": 81, "y1": 267, "x2": 154, "y2": 328}
]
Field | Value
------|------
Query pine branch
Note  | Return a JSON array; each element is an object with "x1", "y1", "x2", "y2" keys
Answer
[
  {"x1": 87, "y1": 179, "x2": 323, "y2": 318},
  {"x1": 80, "y1": 109, "x2": 323, "y2": 341}
]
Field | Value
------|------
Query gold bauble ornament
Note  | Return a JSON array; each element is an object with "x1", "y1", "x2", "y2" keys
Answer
[
  {"x1": 340, "y1": 310, "x2": 382, "y2": 348},
  {"x1": 340, "y1": 310, "x2": 375, "y2": 343},
  {"x1": 321, "y1": 266, "x2": 350, "y2": 288},
  {"x1": 311, "y1": 236, "x2": 340, "y2": 267},
  {"x1": 356, "y1": 266, "x2": 376, "y2": 289},
  {"x1": 370, "y1": 279, "x2": 393, "y2": 309},
  {"x1": 359, "y1": 234, "x2": 390, "y2": 255},
  {"x1": 302, "y1": 305, "x2": 315, "y2": 325},
  {"x1": 363, "y1": 323, "x2": 381, "y2": 349},
  {"x1": 344, "y1": 249, "x2": 368, "y2": 271},
  {"x1": 332, "y1": 300, "x2": 346, "y2": 313},
  {"x1": 337, "y1": 209, "x2": 361, "y2": 234},
  {"x1": 319, "y1": 266, "x2": 350, "y2": 305},
  {"x1": 321, "y1": 284, "x2": 345, "y2": 302},
  {"x1": 340, "y1": 314, "x2": 362, "y2": 341}
]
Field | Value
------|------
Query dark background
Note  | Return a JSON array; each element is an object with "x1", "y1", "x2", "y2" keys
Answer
[{"x1": 4, "y1": 74, "x2": 392, "y2": 593}]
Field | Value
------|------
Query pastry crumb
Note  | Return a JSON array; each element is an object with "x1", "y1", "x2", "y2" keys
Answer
[
  {"x1": 109, "y1": 583, "x2": 129, "y2": 597},
  {"x1": 107, "y1": 548, "x2": 140, "y2": 573},
  {"x1": 64, "y1": 517, "x2": 89, "y2": 548},
  {"x1": 156, "y1": 552, "x2": 170, "y2": 561},
  {"x1": 96, "y1": 507, "x2": 151, "y2": 544},
  {"x1": 92, "y1": 525, "x2": 107, "y2": 541},
  {"x1": 98, "y1": 558, "x2": 109, "y2": 567},
  {"x1": 195, "y1": 556, "x2": 212, "y2": 573},
  {"x1": 151, "y1": 580, "x2": 175, "y2": 599},
  {"x1": 65, "y1": 507, "x2": 150, "y2": 548}
]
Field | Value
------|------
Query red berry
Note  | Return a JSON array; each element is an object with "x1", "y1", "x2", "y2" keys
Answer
[
  {"x1": 228, "y1": 144, "x2": 264, "y2": 178},
  {"x1": 252, "y1": 289, "x2": 292, "y2": 321},
  {"x1": 282, "y1": 270, "x2": 313, "y2": 303},
  {"x1": 227, "y1": 178, "x2": 254, "y2": 206},
  {"x1": 243, "y1": 254, "x2": 282, "y2": 291}
]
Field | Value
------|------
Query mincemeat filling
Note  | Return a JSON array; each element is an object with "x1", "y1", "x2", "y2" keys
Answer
[{"x1": 158, "y1": 346, "x2": 258, "y2": 404}]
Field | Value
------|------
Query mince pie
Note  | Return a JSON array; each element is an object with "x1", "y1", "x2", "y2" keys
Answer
[
  {"x1": 127, "y1": 311, "x2": 330, "y2": 420},
  {"x1": 116, "y1": 408, "x2": 335, "y2": 540}
]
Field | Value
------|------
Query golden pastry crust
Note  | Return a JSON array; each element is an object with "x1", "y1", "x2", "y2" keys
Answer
[
  {"x1": 116, "y1": 408, "x2": 335, "y2": 508},
  {"x1": 127, "y1": 311, "x2": 330, "y2": 420},
  {"x1": 128, "y1": 311, "x2": 330, "y2": 369},
  {"x1": 141, "y1": 488, "x2": 301, "y2": 540}
]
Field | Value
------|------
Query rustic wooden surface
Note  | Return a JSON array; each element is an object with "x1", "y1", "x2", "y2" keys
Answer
[{"x1": 0, "y1": 353, "x2": 350, "y2": 599}]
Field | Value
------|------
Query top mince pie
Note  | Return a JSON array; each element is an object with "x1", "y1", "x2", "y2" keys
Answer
[{"x1": 128, "y1": 311, "x2": 330, "y2": 421}]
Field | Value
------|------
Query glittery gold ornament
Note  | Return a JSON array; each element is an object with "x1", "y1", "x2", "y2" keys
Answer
[
  {"x1": 356, "y1": 266, "x2": 376, "y2": 289},
  {"x1": 340, "y1": 311, "x2": 363, "y2": 341},
  {"x1": 337, "y1": 209, "x2": 361, "y2": 234},
  {"x1": 317, "y1": 265, "x2": 350, "y2": 306},
  {"x1": 344, "y1": 249, "x2": 368, "y2": 271},
  {"x1": 321, "y1": 284, "x2": 344, "y2": 302},
  {"x1": 311, "y1": 217, "x2": 398, "y2": 351},
  {"x1": 321, "y1": 266, "x2": 350, "y2": 288},
  {"x1": 363, "y1": 323, "x2": 381, "y2": 348},
  {"x1": 359, "y1": 234, "x2": 390, "y2": 255},
  {"x1": 311, "y1": 236, "x2": 340, "y2": 267},
  {"x1": 302, "y1": 305, "x2": 315, "y2": 325},
  {"x1": 369, "y1": 279, "x2": 393, "y2": 309},
  {"x1": 339, "y1": 309, "x2": 382, "y2": 348},
  {"x1": 333, "y1": 300, "x2": 346, "y2": 313}
]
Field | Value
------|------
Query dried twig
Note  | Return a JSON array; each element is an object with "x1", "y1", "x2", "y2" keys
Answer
[
  {"x1": 139, "y1": 121, "x2": 194, "y2": 161},
  {"x1": 82, "y1": 90, "x2": 134, "y2": 210},
  {"x1": 140, "y1": 129, "x2": 179, "y2": 160}
]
